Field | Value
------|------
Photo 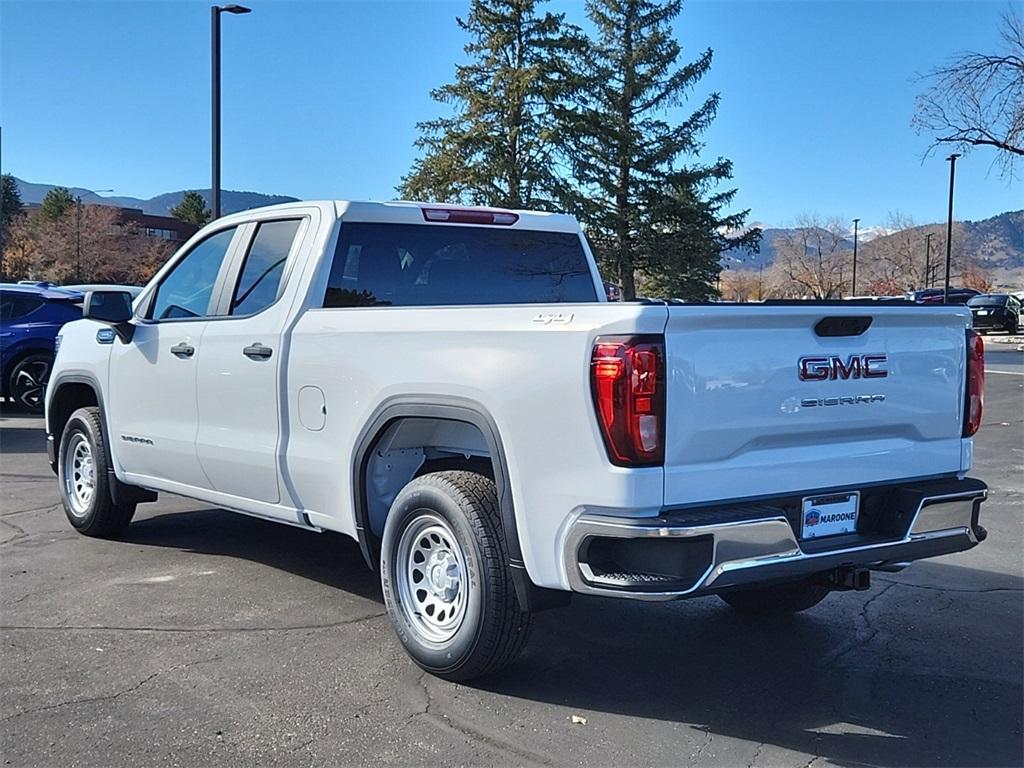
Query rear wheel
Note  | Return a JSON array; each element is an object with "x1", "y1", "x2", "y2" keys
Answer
[
  {"x1": 719, "y1": 578, "x2": 830, "y2": 615},
  {"x1": 380, "y1": 470, "x2": 531, "y2": 681},
  {"x1": 58, "y1": 407, "x2": 136, "y2": 537},
  {"x1": 7, "y1": 352, "x2": 52, "y2": 414}
]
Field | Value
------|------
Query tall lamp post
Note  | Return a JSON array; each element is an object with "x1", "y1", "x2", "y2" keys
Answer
[
  {"x1": 211, "y1": 4, "x2": 251, "y2": 220},
  {"x1": 75, "y1": 188, "x2": 113, "y2": 282},
  {"x1": 924, "y1": 232, "x2": 934, "y2": 289},
  {"x1": 943, "y1": 153, "x2": 961, "y2": 304},
  {"x1": 851, "y1": 218, "x2": 860, "y2": 297}
]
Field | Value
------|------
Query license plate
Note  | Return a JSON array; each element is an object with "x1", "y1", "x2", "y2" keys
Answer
[{"x1": 801, "y1": 492, "x2": 859, "y2": 539}]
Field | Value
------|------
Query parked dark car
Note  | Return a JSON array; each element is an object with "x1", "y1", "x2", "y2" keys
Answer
[
  {"x1": 908, "y1": 287, "x2": 981, "y2": 305},
  {"x1": 968, "y1": 293, "x2": 1022, "y2": 334},
  {"x1": 1, "y1": 284, "x2": 83, "y2": 413}
]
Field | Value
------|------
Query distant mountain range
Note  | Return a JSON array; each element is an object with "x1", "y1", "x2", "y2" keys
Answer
[
  {"x1": 12, "y1": 177, "x2": 298, "y2": 217},
  {"x1": 727, "y1": 210, "x2": 1023, "y2": 287},
  {"x1": 12, "y1": 176, "x2": 1022, "y2": 286}
]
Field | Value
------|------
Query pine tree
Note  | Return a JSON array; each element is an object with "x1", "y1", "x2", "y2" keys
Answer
[
  {"x1": 399, "y1": 0, "x2": 584, "y2": 210},
  {"x1": 562, "y1": 0, "x2": 757, "y2": 300},
  {"x1": 640, "y1": 164, "x2": 760, "y2": 300},
  {"x1": 170, "y1": 191, "x2": 212, "y2": 227},
  {"x1": 40, "y1": 186, "x2": 75, "y2": 221}
]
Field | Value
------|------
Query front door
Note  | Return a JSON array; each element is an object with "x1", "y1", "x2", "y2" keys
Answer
[
  {"x1": 108, "y1": 225, "x2": 242, "y2": 488},
  {"x1": 195, "y1": 216, "x2": 306, "y2": 505}
]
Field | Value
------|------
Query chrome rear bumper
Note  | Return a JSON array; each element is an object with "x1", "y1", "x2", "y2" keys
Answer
[{"x1": 564, "y1": 478, "x2": 987, "y2": 601}]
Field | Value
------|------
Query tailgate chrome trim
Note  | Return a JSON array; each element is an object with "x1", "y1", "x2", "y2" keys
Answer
[{"x1": 564, "y1": 484, "x2": 987, "y2": 601}]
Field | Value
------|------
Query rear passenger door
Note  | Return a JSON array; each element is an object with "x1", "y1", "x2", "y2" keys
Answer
[{"x1": 194, "y1": 216, "x2": 308, "y2": 508}]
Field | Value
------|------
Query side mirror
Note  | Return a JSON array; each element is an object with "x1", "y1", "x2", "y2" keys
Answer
[{"x1": 83, "y1": 290, "x2": 135, "y2": 342}]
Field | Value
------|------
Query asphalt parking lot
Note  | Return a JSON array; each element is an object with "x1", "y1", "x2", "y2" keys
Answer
[{"x1": 2, "y1": 346, "x2": 1021, "y2": 768}]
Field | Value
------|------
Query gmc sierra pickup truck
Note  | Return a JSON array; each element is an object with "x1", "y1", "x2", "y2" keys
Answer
[{"x1": 46, "y1": 200, "x2": 988, "y2": 681}]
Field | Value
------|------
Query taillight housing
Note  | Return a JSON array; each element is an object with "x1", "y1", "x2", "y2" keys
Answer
[
  {"x1": 963, "y1": 329, "x2": 984, "y2": 437},
  {"x1": 591, "y1": 335, "x2": 666, "y2": 466}
]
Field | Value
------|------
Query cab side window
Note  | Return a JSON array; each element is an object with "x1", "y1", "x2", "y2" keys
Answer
[
  {"x1": 229, "y1": 219, "x2": 301, "y2": 316},
  {"x1": 149, "y1": 227, "x2": 238, "y2": 320}
]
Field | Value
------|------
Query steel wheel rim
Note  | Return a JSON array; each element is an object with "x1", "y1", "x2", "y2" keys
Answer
[
  {"x1": 64, "y1": 433, "x2": 95, "y2": 518},
  {"x1": 395, "y1": 512, "x2": 468, "y2": 644},
  {"x1": 12, "y1": 358, "x2": 50, "y2": 409}
]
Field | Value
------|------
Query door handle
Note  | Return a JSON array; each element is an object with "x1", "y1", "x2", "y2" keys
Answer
[
  {"x1": 243, "y1": 342, "x2": 273, "y2": 360},
  {"x1": 170, "y1": 342, "x2": 195, "y2": 359}
]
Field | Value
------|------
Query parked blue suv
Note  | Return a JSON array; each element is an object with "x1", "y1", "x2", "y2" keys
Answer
[{"x1": 1, "y1": 284, "x2": 83, "y2": 413}]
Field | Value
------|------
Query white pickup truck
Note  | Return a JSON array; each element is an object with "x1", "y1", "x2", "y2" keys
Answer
[{"x1": 46, "y1": 200, "x2": 988, "y2": 680}]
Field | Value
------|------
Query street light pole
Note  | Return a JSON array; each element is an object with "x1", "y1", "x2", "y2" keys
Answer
[
  {"x1": 211, "y1": 4, "x2": 251, "y2": 221},
  {"x1": 851, "y1": 218, "x2": 860, "y2": 297},
  {"x1": 943, "y1": 153, "x2": 961, "y2": 304},
  {"x1": 924, "y1": 232, "x2": 934, "y2": 289}
]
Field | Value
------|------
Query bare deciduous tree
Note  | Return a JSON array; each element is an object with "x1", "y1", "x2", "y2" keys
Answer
[
  {"x1": 774, "y1": 215, "x2": 851, "y2": 299},
  {"x1": 859, "y1": 214, "x2": 975, "y2": 293},
  {"x1": 913, "y1": 8, "x2": 1024, "y2": 176},
  {"x1": 960, "y1": 262, "x2": 996, "y2": 292},
  {"x1": 719, "y1": 268, "x2": 759, "y2": 302}
]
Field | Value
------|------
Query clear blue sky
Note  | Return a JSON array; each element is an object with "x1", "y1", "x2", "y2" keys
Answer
[{"x1": 1, "y1": 0, "x2": 1020, "y2": 228}]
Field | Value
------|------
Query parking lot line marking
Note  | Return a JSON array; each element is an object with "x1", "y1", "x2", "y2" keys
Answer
[{"x1": 984, "y1": 370, "x2": 1024, "y2": 376}]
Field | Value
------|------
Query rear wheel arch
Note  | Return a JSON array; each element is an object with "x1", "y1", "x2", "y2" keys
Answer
[{"x1": 352, "y1": 397, "x2": 530, "y2": 603}]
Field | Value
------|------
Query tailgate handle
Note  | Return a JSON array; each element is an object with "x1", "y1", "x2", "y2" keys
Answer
[{"x1": 815, "y1": 316, "x2": 872, "y2": 337}]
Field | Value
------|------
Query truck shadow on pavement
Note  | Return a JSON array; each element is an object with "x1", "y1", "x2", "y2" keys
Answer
[
  {"x1": 121, "y1": 508, "x2": 384, "y2": 604},
  {"x1": 118, "y1": 507, "x2": 1021, "y2": 767},
  {"x1": 479, "y1": 561, "x2": 1023, "y2": 768}
]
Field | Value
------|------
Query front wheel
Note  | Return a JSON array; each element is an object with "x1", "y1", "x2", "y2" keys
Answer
[
  {"x1": 718, "y1": 578, "x2": 830, "y2": 615},
  {"x1": 58, "y1": 407, "x2": 136, "y2": 537},
  {"x1": 380, "y1": 470, "x2": 531, "y2": 681}
]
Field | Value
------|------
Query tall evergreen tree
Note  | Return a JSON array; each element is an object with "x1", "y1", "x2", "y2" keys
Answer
[
  {"x1": 170, "y1": 191, "x2": 212, "y2": 227},
  {"x1": 641, "y1": 164, "x2": 759, "y2": 299},
  {"x1": 40, "y1": 186, "x2": 74, "y2": 221},
  {"x1": 399, "y1": 0, "x2": 584, "y2": 209},
  {"x1": 561, "y1": 0, "x2": 757, "y2": 300}
]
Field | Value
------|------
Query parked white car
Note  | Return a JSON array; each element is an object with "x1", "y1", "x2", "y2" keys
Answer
[{"x1": 46, "y1": 200, "x2": 988, "y2": 680}]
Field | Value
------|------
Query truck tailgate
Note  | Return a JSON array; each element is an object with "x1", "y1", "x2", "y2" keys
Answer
[{"x1": 662, "y1": 304, "x2": 971, "y2": 507}]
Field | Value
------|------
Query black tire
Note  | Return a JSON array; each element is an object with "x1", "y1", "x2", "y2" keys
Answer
[
  {"x1": 719, "y1": 578, "x2": 830, "y2": 615},
  {"x1": 380, "y1": 470, "x2": 531, "y2": 681},
  {"x1": 57, "y1": 406, "x2": 136, "y2": 538},
  {"x1": 7, "y1": 351, "x2": 53, "y2": 414}
]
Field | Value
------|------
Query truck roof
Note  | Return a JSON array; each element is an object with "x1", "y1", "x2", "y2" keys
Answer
[{"x1": 214, "y1": 200, "x2": 583, "y2": 234}]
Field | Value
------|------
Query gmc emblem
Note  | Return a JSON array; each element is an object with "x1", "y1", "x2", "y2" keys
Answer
[{"x1": 799, "y1": 354, "x2": 888, "y2": 381}]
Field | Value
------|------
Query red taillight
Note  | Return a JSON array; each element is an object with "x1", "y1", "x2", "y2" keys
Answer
[
  {"x1": 591, "y1": 336, "x2": 666, "y2": 466},
  {"x1": 964, "y1": 329, "x2": 984, "y2": 437},
  {"x1": 421, "y1": 208, "x2": 519, "y2": 226}
]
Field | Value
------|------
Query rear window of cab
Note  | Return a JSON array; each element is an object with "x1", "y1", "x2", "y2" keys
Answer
[{"x1": 322, "y1": 223, "x2": 598, "y2": 308}]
